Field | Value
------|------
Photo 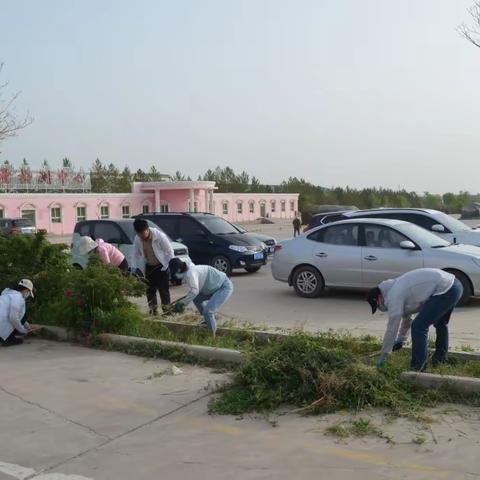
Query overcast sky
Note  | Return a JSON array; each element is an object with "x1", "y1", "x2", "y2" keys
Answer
[{"x1": 1, "y1": 0, "x2": 479, "y2": 193}]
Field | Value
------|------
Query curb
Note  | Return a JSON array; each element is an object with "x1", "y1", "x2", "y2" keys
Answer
[
  {"x1": 400, "y1": 371, "x2": 480, "y2": 394},
  {"x1": 38, "y1": 325, "x2": 244, "y2": 365},
  {"x1": 98, "y1": 333, "x2": 245, "y2": 365}
]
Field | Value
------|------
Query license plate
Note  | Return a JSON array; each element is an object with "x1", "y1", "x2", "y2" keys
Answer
[{"x1": 254, "y1": 252, "x2": 264, "y2": 261}]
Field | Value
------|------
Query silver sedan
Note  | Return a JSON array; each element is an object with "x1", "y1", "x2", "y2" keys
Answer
[{"x1": 272, "y1": 218, "x2": 480, "y2": 305}]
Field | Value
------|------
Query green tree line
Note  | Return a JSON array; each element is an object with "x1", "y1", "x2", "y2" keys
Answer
[{"x1": 89, "y1": 160, "x2": 477, "y2": 214}]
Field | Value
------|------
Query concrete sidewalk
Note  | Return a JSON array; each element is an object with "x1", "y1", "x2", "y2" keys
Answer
[{"x1": 1, "y1": 340, "x2": 480, "y2": 479}]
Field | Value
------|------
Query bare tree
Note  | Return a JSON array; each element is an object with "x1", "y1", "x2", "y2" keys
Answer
[
  {"x1": 459, "y1": 1, "x2": 480, "y2": 48},
  {"x1": 0, "y1": 63, "x2": 33, "y2": 148}
]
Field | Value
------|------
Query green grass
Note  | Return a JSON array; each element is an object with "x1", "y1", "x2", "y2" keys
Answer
[
  {"x1": 326, "y1": 418, "x2": 388, "y2": 441},
  {"x1": 209, "y1": 333, "x2": 480, "y2": 418}
]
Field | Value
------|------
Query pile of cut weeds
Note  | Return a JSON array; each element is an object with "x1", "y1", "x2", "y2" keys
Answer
[{"x1": 209, "y1": 333, "x2": 480, "y2": 417}]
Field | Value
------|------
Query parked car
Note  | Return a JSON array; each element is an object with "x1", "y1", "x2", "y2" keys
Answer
[
  {"x1": 71, "y1": 219, "x2": 190, "y2": 270},
  {"x1": 231, "y1": 223, "x2": 277, "y2": 255},
  {"x1": 321, "y1": 208, "x2": 480, "y2": 247},
  {"x1": 272, "y1": 218, "x2": 480, "y2": 305},
  {"x1": 303, "y1": 211, "x2": 352, "y2": 233},
  {"x1": 0, "y1": 218, "x2": 37, "y2": 236},
  {"x1": 135, "y1": 213, "x2": 268, "y2": 275}
]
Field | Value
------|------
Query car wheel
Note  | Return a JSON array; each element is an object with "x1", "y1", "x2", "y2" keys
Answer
[
  {"x1": 445, "y1": 270, "x2": 472, "y2": 306},
  {"x1": 245, "y1": 266, "x2": 261, "y2": 273},
  {"x1": 211, "y1": 255, "x2": 232, "y2": 276},
  {"x1": 292, "y1": 266, "x2": 324, "y2": 298}
]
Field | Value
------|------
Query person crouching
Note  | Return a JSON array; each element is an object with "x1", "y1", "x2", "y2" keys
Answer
[
  {"x1": 0, "y1": 279, "x2": 36, "y2": 347},
  {"x1": 169, "y1": 258, "x2": 234, "y2": 336},
  {"x1": 79, "y1": 236, "x2": 129, "y2": 273}
]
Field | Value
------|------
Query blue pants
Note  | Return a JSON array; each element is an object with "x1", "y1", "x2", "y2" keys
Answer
[
  {"x1": 193, "y1": 278, "x2": 234, "y2": 334},
  {"x1": 410, "y1": 279, "x2": 463, "y2": 371}
]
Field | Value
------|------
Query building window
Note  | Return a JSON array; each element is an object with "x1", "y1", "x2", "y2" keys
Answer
[
  {"x1": 0, "y1": 208, "x2": 4, "y2": 219},
  {"x1": 76, "y1": 206, "x2": 86, "y2": 221},
  {"x1": 142, "y1": 204, "x2": 150, "y2": 214},
  {"x1": 222, "y1": 202, "x2": 229, "y2": 215},
  {"x1": 281, "y1": 200, "x2": 286, "y2": 212},
  {"x1": 122, "y1": 205, "x2": 130, "y2": 219},
  {"x1": 290, "y1": 200, "x2": 295, "y2": 211},
  {"x1": 160, "y1": 204, "x2": 169, "y2": 213},
  {"x1": 21, "y1": 209, "x2": 36, "y2": 225},
  {"x1": 237, "y1": 202, "x2": 243, "y2": 214},
  {"x1": 271, "y1": 201, "x2": 276, "y2": 213},
  {"x1": 249, "y1": 202, "x2": 255, "y2": 214},
  {"x1": 194, "y1": 201, "x2": 199, "y2": 213},
  {"x1": 100, "y1": 205, "x2": 110, "y2": 219},
  {"x1": 51, "y1": 207, "x2": 62, "y2": 224}
]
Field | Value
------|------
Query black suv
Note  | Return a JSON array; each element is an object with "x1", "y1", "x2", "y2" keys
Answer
[{"x1": 135, "y1": 213, "x2": 268, "y2": 275}]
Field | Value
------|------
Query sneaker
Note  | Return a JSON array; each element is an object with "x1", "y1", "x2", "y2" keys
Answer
[{"x1": 197, "y1": 320, "x2": 208, "y2": 328}]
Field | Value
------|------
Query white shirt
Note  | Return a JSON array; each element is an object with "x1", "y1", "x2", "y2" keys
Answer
[
  {"x1": 182, "y1": 264, "x2": 228, "y2": 306},
  {"x1": 379, "y1": 268, "x2": 455, "y2": 357},
  {"x1": 132, "y1": 228, "x2": 174, "y2": 274},
  {"x1": 0, "y1": 289, "x2": 30, "y2": 340}
]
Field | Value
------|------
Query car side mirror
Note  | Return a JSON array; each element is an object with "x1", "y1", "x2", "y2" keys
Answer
[
  {"x1": 400, "y1": 240, "x2": 416, "y2": 250},
  {"x1": 431, "y1": 224, "x2": 445, "y2": 233}
]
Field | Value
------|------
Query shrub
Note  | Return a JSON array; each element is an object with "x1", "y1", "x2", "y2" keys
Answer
[{"x1": 0, "y1": 233, "x2": 145, "y2": 334}]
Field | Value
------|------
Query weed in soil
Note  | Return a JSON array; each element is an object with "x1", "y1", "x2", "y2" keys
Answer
[
  {"x1": 326, "y1": 418, "x2": 388, "y2": 441},
  {"x1": 209, "y1": 333, "x2": 480, "y2": 418}
]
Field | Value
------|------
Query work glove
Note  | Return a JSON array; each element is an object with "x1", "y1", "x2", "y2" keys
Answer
[
  {"x1": 376, "y1": 353, "x2": 388, "y2": 369},
  {"x1": 392, "y1": 341, "x2": 404, "y2": 352},
  {"x1": 174, "y1": 302, "x2": 185, "y2": 314}
]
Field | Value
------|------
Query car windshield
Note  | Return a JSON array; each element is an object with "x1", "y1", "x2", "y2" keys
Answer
[
  {"x1": 13, "y1": 219, "x2": 33, "y2": 227},
  {"x1": 123, "y1": 221, "x2": 172, "y2": 243},
  {"x1": 197, "y1": 217, "x2": 239, "y2": 235},
  {"x1": 432, "y1": 212, "x2": 471, "y2": 232},
  {"x1": 233, "y1": 224, "x2": 246, "y2": 233},
  {"x1": 396, "y1": 223, "x2": 451, "y2": 248}
]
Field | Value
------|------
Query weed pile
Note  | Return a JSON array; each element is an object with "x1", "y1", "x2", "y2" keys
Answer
[{"x1": 210, "y1": 333, "x2": 480, "y2": 416}]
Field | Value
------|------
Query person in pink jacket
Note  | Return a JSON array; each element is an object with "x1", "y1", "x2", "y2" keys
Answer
[{"x1": 79, "y1": 236, "x2": 128, "y2": 272}]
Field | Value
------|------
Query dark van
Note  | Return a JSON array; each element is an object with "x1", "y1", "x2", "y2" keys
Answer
[{"x1": 134, "y1": 213, "x2": 267, "y2": 275}]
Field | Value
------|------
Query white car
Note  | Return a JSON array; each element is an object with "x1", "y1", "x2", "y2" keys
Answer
[
  {"x1": 71, "y1": 219, "x2": 190, "y2": 270},
  {"x1": 272, "y1": 218, "x2": 480, "y2": 305},
  {"x1": 327, "y1": 208, "x2": 480, "y2": 246}
]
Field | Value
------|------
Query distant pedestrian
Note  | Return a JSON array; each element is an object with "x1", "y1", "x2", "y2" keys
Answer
[
  {"x1": 366, "y1": 268, "x2": 463, "y2": 371},
  {"x1": 293, "y1": 216, "x2": 301, "y2": 237},
  {"x1": 169, "y1": 258, "x2": 234, "y2": 336},
  {"x1": 79, "y1": 236, "x2": 129, "y2": 273},
  {"x1": 0, "y1": 279, "x2": 38, "y2": 347},
  {"x1": 132, "y1": 219, "x2": 174, "y2": 315}
]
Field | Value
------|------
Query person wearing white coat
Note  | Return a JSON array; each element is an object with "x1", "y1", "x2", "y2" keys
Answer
[
  {"x1": 0, "y1": 279, "x2": 35, "y2": 347},
  {"x1": 132, "y1": 218, "x2": 174, "y2": 315}
]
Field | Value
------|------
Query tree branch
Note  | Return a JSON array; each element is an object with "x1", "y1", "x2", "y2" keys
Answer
[{"x1": 458, "y1": 1, "x2": 480, "y2": 49}]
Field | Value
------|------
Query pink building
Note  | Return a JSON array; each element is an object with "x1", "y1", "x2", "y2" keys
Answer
[{"x1": 0, "y1": 180, "x2": 299, "y2": 234}]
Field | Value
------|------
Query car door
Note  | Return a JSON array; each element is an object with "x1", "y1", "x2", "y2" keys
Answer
[
  {"x1": 309, "y1": 223, "x2": 362, "y2": 287},
  {"x1": 361, "y1": 223, "x2": 424, "y2": 287},
  {"x1": 177, "y1": 217, "x2": 211, "y2": 265}
]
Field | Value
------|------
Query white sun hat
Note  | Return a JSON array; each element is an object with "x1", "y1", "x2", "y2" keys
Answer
[
  {"x1": 79, "y1": 236, "x2": 97, "y2": 256},
  {"x1": 18, "y1": 279, "x2": 34, "y2": 298}
]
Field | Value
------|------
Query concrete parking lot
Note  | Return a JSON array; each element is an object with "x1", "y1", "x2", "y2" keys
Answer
[{"x1": 1, "y1": 340, "x2": 480, "y2": 480}]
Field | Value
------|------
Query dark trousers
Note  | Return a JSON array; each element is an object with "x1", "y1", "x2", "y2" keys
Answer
[
  {"x1": 293, "y1": 227, "x2": 300, "y2": 237},
  {"x1": 118, "y1": 258, "x2": 129, "y2": 274},
  {"x1": 410, "y1": 279, "x2": 463, "y2": 371},
  {"x1": 145, "y1": 264, "x2": 171, "y2": 313}
]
